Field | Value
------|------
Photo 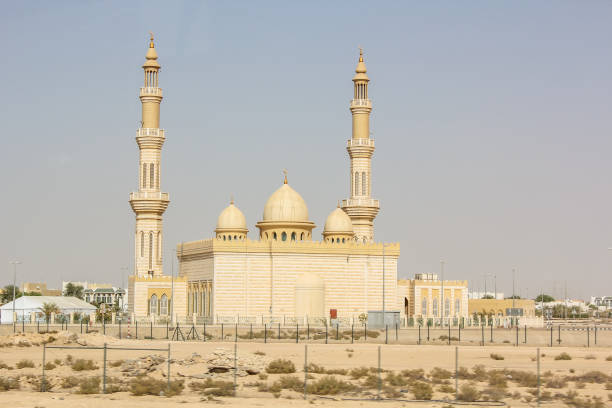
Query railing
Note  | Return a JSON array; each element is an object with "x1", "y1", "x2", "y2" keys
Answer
[
  {"x1": 350, "y1": 98, "x2": 372, "y2": 107},
  {"x1": 140, "y1": 87, "x2": 163, "y2": 96},
  {"x1": 342, "y1": 198, "x2": 380, "y2": 208},
  {"x1": 347, "y1": 138, "x2": 375, "y2": 148},
  {"x1": 137, "y1": 128, "x2": 164, "y2": 137},
  {"x1": 129, "y1": 191, "x2": 169, "y2": 201}
]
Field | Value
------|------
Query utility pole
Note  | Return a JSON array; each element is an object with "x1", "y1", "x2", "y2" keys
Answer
[
  {"x1": 9, "y1": 260, "x2": 22, "y2": 322},
  {"x1": 512, "y1": 268, "x2": 516, "y2": 310},
  {"x1": 494, "y1": 275, "x2": 497, "y2": 299},
  {"x1": 564, "y1": 281, "x2": 567, "y2": 320},
  {"x1": 440, "y1": 260, "x2": 445, "y2": 323}
]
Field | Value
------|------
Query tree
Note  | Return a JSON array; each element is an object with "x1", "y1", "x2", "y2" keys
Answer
[
  {"x1": 481, "y1": 295, "x2": 495, "y2": 299},
  {"x1": 39, "y1": 302, "x2": 60, "y2": 323},
  {"x1": 63, "y1": 283, "x2": 84, "y2": 300},
  {"x1": 535, "y1": 294, "x2": 554, "y2": 303},
  {"x1": 506, "y1": 295, "x2": 521, "y2": 299},
  {"x1": 0, "y1": 285, "x2": 22, "y2": 304}
]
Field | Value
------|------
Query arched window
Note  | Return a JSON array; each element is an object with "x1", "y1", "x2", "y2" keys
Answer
[
  {"x1": 342, "y1": 238, "x2": 346, "y2": 243},
  {"x1": 362, "y1": 172, "x2": 366, "y2": 195},
  {"x1": 273, "y1": 232, "x2": 277, "y2": 240},
  {"x1": 265, "y1": 232, "x2": 268, "y2": 240},
  {"x1": 444, "y1": 298, "x2": 450, "y2": 317},
  {"x1": 150, "y1": 294, "x2": 158, "y2": 316},
  {"x1": 291, "y1": 232, "x2": 296, "y2": 241},
  {"x1": 354, "y1": 172, "x2": 359, "y2": 196},
  {"x1": 281, "y1": 231, "x2": 287, "y2": 241},
  {"x1": 433, "y1": 298, "x2": 438, "y2": 317},
  {"x1": 234, "y1": 235, "x2": 237, "y2": 240},
  {"x1": 421, "y1": 298, "x2": 428, "y2": 316},
  {"x1": 223, "y1": 235, "x2": 226, "y2": 241},
  {"x1": 300, "y1": 233, "x2": 304, "y2": 240},
  {"x1": 142, "y1": 163, "x2": 147, "y2": 188},
  {"x1": 140, "y1": 232, "x2": 144, "y2": 257},
  {"x1": 228, "y1": 235, "x2": 232, "y2": 241},
  {"x1": 160, "y1": 294, "x2": 168, "y2": 315},
  {"x1": 149, "y1": 232, "x2": 153, "y2": 270},
  {"x1": 331, "y1": 238, "x2": 335, "y2": 243},
  {"x1": 455, "y1": 299, "x2": 461, "y2": 315}
]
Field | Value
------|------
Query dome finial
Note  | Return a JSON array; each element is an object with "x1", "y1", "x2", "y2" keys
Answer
[
  {"x1": 282, "y1": 169, "x2": 288, "y2": 184},
  {"x1": 149, "y1": 32, "x2": 155, "y2": 48},
  {"x1": 359, "y1": 46, "x2": 363, "y2": 62},
  {"x1": 230, "y1": 194, "x2": 234, "y2": 205},
  {"x1": 337, "y1": 200, "x2": 341, "y2": 208}
]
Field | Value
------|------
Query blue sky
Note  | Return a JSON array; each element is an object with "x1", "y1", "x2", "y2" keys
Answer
[{"x1": 1, "y1": 1, "x2": 611, "y2": 300}]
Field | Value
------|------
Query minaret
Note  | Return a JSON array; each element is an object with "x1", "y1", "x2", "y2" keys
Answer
[
  {"x1": 129, "y1": 33, "x2": 169, "y2": 277},
  {"x1": 341, "y1": 48, "x2": 379, "y2": 243}
]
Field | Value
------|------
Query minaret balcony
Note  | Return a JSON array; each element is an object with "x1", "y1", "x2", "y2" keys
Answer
[
  {"x1": 350, "y1": 98, "x2": 372, "y2": 108},
  {"x1": 137, "y1": 128, "x2": 165, "y2": 137},
  {"x1": 140, "y1": 87, "x2": 163, "y2": 97},
  {"x1": 347, "y1": 138, "x2": 375, "y2": 148},
  {"x1": 130, "y1": 191, "x2": 169, "y2": 201},
  {"x1": 342, "y1": 198, "x2": 380, "y2": 208}
]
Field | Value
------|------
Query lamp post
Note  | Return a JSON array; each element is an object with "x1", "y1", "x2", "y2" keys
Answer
[
  {"x1": 9, "y1": 260, "x2": 22, "y2": 321},
  {"x1": 440, "y1": 260, "x2": 445, "y2": 323}
]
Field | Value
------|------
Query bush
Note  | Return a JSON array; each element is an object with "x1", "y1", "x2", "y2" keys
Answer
[
  {"x1": 258, "y1": 373, "x2": 268, "y2": 380},
  {"x1": 438, "y1": 384, "x2": 455, "y2": 393},
  {"x1": 584, "y1": 354, "x2": 596, "y2": 360},
  {"x1": 16, "y1": 359, "x2": 35, "y2": 369},
  {"x1": 109, "y1": 360, "x2": 124, "y2": 367},
  {"x1": 606, "y1": 355, "x2": 612, "y2": 362},
  {"x1": 0, "y1": 377, "x2": 20, "y2": 391},
  {"x1": 471, "y1": 365, "x2": 488, "y2": 382},
  {"x1": 490, "y1": 353, "x2": 504, "y2": 361},
  {"x1": 457, "y1": 383, "x2": 481, "y2": 402},
  {"x1": 545, "y1": 376, "x2": 567, "y2": 389},
  {"x1": 411, "y1": 381, "x2": 433, "y2": 400},
  {"x1": 254, "y1": 351, "x2": 266, "y2": 356},
  {"x1": 507, "y1": 370, "x2": 538, "y2": 387},
  {"x1": 0, "y1": 362, "x2": 9, "y2": 369},
  {"x1": 482, "y1": 386, "x2": 505, "y2": 401},
  {"x1": 349, "y1": 367, "x2": 370, "y2": 379},
  {"x1": 130, "y1": 376, "x2": 184, "y2": 397},
  {"x1": 385, "y1": 372, "x2": 408, "y2": 387},
  {"x1": 190, "y1": 379, "x2": 233, "y2": 397},
  {"x1": 72, "y1": 359, "x2": 97, "y2": 371},
  {"x1": 76, "y1": 377, "x2": 100, "y2": 394},
  {"x1": 430, "y1": 367, "x2": 452, "y2": 381},
  {"x1": 61, "y1": 376, "x2": 80, "y2": 388},
  {"x1": 571, "y1": 371, "x2": 610, "y2": 384},
  {"x1": 274, "y1": 375, "x2": 303, "y2": 393},
  {"x1": 554, "y1": 352, "x2": 572, "y2": 361},
  {"x1": 307, "y1": 376, "x2": 356, "y2": 395},
  {"x1": 401, "y1": 368, "x2": 426, "y2": 381},
  {"x1": 44, "y1": 362, "x2": 56, "y2": 370},
  {"x1": 488, "y1": 372, "x2": 507, "y2": 388},
  {"x1": 266, "y1": 359, "x2": 296, "y2": 374}
]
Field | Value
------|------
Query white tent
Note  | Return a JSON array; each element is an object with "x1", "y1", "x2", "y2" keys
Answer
[{"x1": 0, "y1": 296, "x2": 96, "y2": 324}]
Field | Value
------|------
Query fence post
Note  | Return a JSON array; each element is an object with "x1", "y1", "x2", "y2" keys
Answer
[
  {"x1": 364, "y1": 324, "x2": 367, "y2": 341},
  {"x1": 427, "y1": 323, "x2": 430, "y2": 341},
  {"x1": 418, "y1": 324, "x2": 421, "y2": 345},
  {"x1": 103, "y1": 318, "x2": 106, "y2": 335},
  {"x1": 458, "y1": 324, "x2": 461, "y2": 342},
  {"x1": 550, "y1": 326, "x2": 553, "y2": 347},
  {"x1": 455, "y1": 346, "x2": 458, "y2": 401},
  {"x1": 22, "y1": 318, "x2": 25, "y2": 333},
  {"x1": 536, "y1": 347, "x2": 540, "y2": 407},
  {"x1": 481, "y1": 324, "x2": 484, "y2": 346},
  {"x1": 351, "y1": 324, "x2": 354, "y2": 344},
  {"x1": 136, "y1": 321, "x2": 138, "y2": 339},
  {"x1": 448, "y1": 323, "x2": 451, "y2": 345},
  {"x1": 377, "y1": 345, "x2": 382, "y2": 400},
  {"x1": 103, "y1": 343, "x2": 107, "y2": 394},
  {"x1": 594, "y1": 326, "x2": 597, "y2": 345},
  {"x1": 233, "y1": 342, "x2": 237, "y2": 397},
  {"x1": 235, "y1": 323, "x2": 238, "y2": 343},
  {"x1": 278, "y1": 323, "x2": 281, "y2": 341},
  {"x1": 296, "y1": 324, "x2": 299, "y2": 343},
  {"x1": 166, "y1": 321, "x2": 169, "y2": 340},
  {"x1": 221, "y1": 323, "x2": 224, "y2": 341},
  {"x1": 516, "y1": 325, "x2": 519, "y2": 347},
  {"x1": 557, "y1": 325, "x2": 561, "y2": 345},
  {"x1": 150, "y1": 322, "x2": 153, "y2": 339},
  {"x1": 325, "y1": 324, "x2": 328, "y2": 344},
  {"x1": 203, "y1": 322, "x2": 206, "y2": 341},
  {"x1": 250, "y1": 324, "x2": 253, "y2": 340},
  {"x1": 524, "y1": 325, "x2": 527, "y2": 344},
  {"x1": 490, "y1": 322, "x2": 493, "y2": 343},
  {"x1": 385, "y1": 325, "x2": 388, "y2": 344},
  {"x1": 42, "y1": 343, "x2": 46, "y2": 392},
  {"x1": 336, "y1": 324, "x2": 339, "y2": 341},
  {"x1": 307, "y1": 322, "x2": 310, "y2": 340},
  {"x1": 587, "y1": 326, "x2": 590, "y2": 347},
  {"x1": 396, "y1": 323, "x2": 398, "y2": 341},
  {"x1": 264, "y1": 324, "x2": 267, "y2": 343},
  {"x1": 167, "y1": 343, "x2": 171, "y2": 391},
  {"x1": 119, "y1": 320, "x2": 122, "y2": 339},
  {"x1": 303, "y1": 344, "x2": 308, "y2": 399},
  {"x1": 37, "y1": 320, "x2": 39, "y2": 334}
]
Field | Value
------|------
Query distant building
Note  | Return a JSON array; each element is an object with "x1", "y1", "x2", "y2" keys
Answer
[
  {"x1": 83, "y1": 288, "x2": 126, "y2": 309},
  {"x1": 469, "y1": 298, "x2": 536, "y2": 317},
  {"x1": 61, "y1": 281, "x2": 113, "y2": 292},
  {"x1": 590, "y1": 296, "x2": 612, "y2": 310},
  {"x1": 468, "y1": 291, "x2": 504, "y2": 300},
  {"x1": 0, "y1": 296, "x2": 96, "y2": 324},
  {"x1": 21, "y1": 282, "x2": 61, "y2": 296},
  {"x1": 397, "y1": 274, "x2": 469, "y2": 320}
]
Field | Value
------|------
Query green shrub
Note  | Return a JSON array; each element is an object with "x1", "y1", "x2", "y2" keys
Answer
[
  {"x1": 16, "y1": 359, "x2": 35, "y2": 369},
  {"x1": 0, "y1": 377, "x2": 20, "y2": 391},
  {"x1": 72, "y1": 359, "x2": 97, "y2": 371},
  {"x1": 554, "y1": 352, "x2": 572, "y2": 361},
  {"x1": 76, "y1": 377, "x2": 100, "y2": 394},
  {"x1": 266, "y1": 359, "x2": 295, "y2": 374},
  {"x1": 490, "y1": 353, "x2": 504, "y2": 361},
  {"x1": 189, "y1": 379, "x2": 233, "y2": 397},
  {"x1": 130, "y1": 376, "x2": 184, "y2": 397},
  {"x1": 411, "y1": 381, "x2": 433, "y2": 400},
  {"x1": 457, "y1": 383, "x2": 481, "y2": 402},
  {"x1": 306, "y1": 376, "x2": 356, "y2": 395}
]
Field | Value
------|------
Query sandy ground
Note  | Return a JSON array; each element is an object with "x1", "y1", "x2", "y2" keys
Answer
[{"x1": 0, "y1": 331, "x2": 611, "y2": 407}]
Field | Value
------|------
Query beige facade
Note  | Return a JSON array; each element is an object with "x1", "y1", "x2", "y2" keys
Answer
[
  {"x1": 21, "y1": 282, "x2": 61, "y2": 297},
  {"x1": 397, "y1": 274, "x2": 469, "y2": 319},
  {"x1": 468, "y1": 298, "x2": 536, "y2": 318}
]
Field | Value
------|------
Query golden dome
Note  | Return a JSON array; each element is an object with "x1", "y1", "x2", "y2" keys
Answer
[
  {"x1": 262, "y1": 183, "x2": 309, "y2": 223},
  {"x1": 323, "y1": 207, "x2": 353, "y2": 234}
]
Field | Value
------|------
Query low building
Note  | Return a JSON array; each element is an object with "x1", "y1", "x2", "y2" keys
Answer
[
  {"x1": 21, "y1": 282, "x2": 61, "y2": 296},
  {"x1": 468, "y1": 291, "x2": 504, "y2": 300},
  {"x1": 0, "y1": 296, "x2": 96, "y2": 324},
  {"x1": 397, "y1": 274, "x2": 469, "y2": 320},
  {"x1": 589, "y1": 296, "x2": 612, "y2": 310},
  {"x1": 468, "y1": 298, "x2": 536, "y2": 318},
  {"x1": 83, "y1": 287, "x2": 126, "y2": 309}
]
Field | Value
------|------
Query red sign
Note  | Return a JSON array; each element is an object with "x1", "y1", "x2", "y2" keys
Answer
[{"x1": 329, "y1": 309, "x2": 337, "y2": 319}]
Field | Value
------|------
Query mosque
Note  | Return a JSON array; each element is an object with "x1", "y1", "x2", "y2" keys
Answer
[{"x1": 128, "y1": 35, "x2": 400, "y2": 323}]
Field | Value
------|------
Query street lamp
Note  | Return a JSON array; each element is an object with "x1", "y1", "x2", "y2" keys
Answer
[
  {"x1": 9, "y1": 260, "x2": 22, "y2": 321},
  {"x1": 440, "y1": 260, "x2": 445, "y2": 323}
]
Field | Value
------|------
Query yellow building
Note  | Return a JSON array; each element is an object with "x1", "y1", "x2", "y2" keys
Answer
[
  {"x1": 468, "y1": 298, "x2": 536, "y2": 318},
  {"x1": 21, "y1": 282, "x2": 61, "y2": 296},
  {"x1": 176, "y1": 48, "x2": 400, "y2": 323},
  {"x1": 397, "y1": 274, "x2": 468, "y2": 321}
]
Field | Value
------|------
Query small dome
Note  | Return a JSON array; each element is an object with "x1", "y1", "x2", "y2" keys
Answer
[
  {"x1": 263, "y1": 183, "x2": 309, "y2": 222},
  {"x1": 323, "y1": 207, "x2": 353, "y2": 234},
  {"x1": 216, "y1": 201, "x2": 247, "y2": 231}
]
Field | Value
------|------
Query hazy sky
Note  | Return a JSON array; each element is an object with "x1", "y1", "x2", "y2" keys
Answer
[{"x1": 1, "y1": 1, "x2": 611, "y2": 301}]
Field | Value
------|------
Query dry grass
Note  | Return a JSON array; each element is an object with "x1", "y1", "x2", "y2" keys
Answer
[
  {"x1": 411, "y1": 381, "x2": 433, "y2": 400},
  {"x1": 76, "y1": 377, "x2": 100, "y2": 394},
  {"x1": 489, "y1": 353, "x2": 504, "y2": 360},
  {"x1": 0, "y1": 377, "x2": 20, "y2": 391},
  {"x1": 44, "y1": 362, "x2": 56, "y2": 370},
  {"x1": 429, "y1": 367, "x2": 452, "y2": 382},
  {"x1": 16, "y1": 359, "x2": 35, "y2": 369},
  {"x1": 488, "y1": 372, "x2": 507, "y2": 389},
  {"x1": 266, "y1": 359, "x2": 296, "y2": 374},
  {"x1": 584, "y1": 354, "x2": 596, "y2": 360},
  {"x1": 306, "y1": 376, "x2": 357, "y2": 395},
  {"x1": 253, "y1": 350, "x2": 266, "y2": 356},
  {"x1": 438, "y1": 384, "x2": 455, "y2": 393},
  {"x1": 130, "y1": 376, "x2": 184, "y2": 397},
  {"x1": 71, "y1": 359, "x2": 97, "y2": 371},
  {"x1": 605, "y1": 355, "x2": 612, "y2": 362},
  {"x1": 349, "y1": 367, "x2": 370, "y2": 379},
  {"x1": 545, "y1": 376, "x2": 567, "y2": 389},
  {"x1": 190, "y1": 379, "x2": 233, "y2": 396},
  {"x1": 0, "y1": 361, "x2": 10, "y2": 369},
  {"x1": 555, "y1": 352, "x2": 572, "y2": 361},
  {"x1": 61, "y1": 376, "x2": 80, "y2": 389},
  {"x1": 457, "y1": 383, "x2": 481, "y2": 402}
]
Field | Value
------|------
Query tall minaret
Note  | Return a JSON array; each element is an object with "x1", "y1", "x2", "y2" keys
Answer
[
  {"x1": 129, "y1": 34, "x2": 169, "y2": 277},
  {"x1": 341, "y1": 49, "x2": 379, "y2": 243}
]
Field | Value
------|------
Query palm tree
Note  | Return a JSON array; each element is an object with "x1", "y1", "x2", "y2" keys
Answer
[
  {"x1": 40, "y1": 302, "x2": 60, "y2": 323},
  {"x1": 63, "y1": 283, "x2": 84, "y2": 299}
]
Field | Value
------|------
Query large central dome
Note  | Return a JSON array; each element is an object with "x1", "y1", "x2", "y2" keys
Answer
[
  {"x1": 256, "y1": 178, "x2": 315, "y2": 241},
  {"x1": 263, "y1": 183, "x2": 309, "y2": 222}
]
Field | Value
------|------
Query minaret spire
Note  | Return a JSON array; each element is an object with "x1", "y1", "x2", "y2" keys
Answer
[
  {"x1": 129, "y1": 35, "x2": 170, "y2": 278},
  {"x1": 341, "y1": 49, "x2": 379, "y2": 243}
]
